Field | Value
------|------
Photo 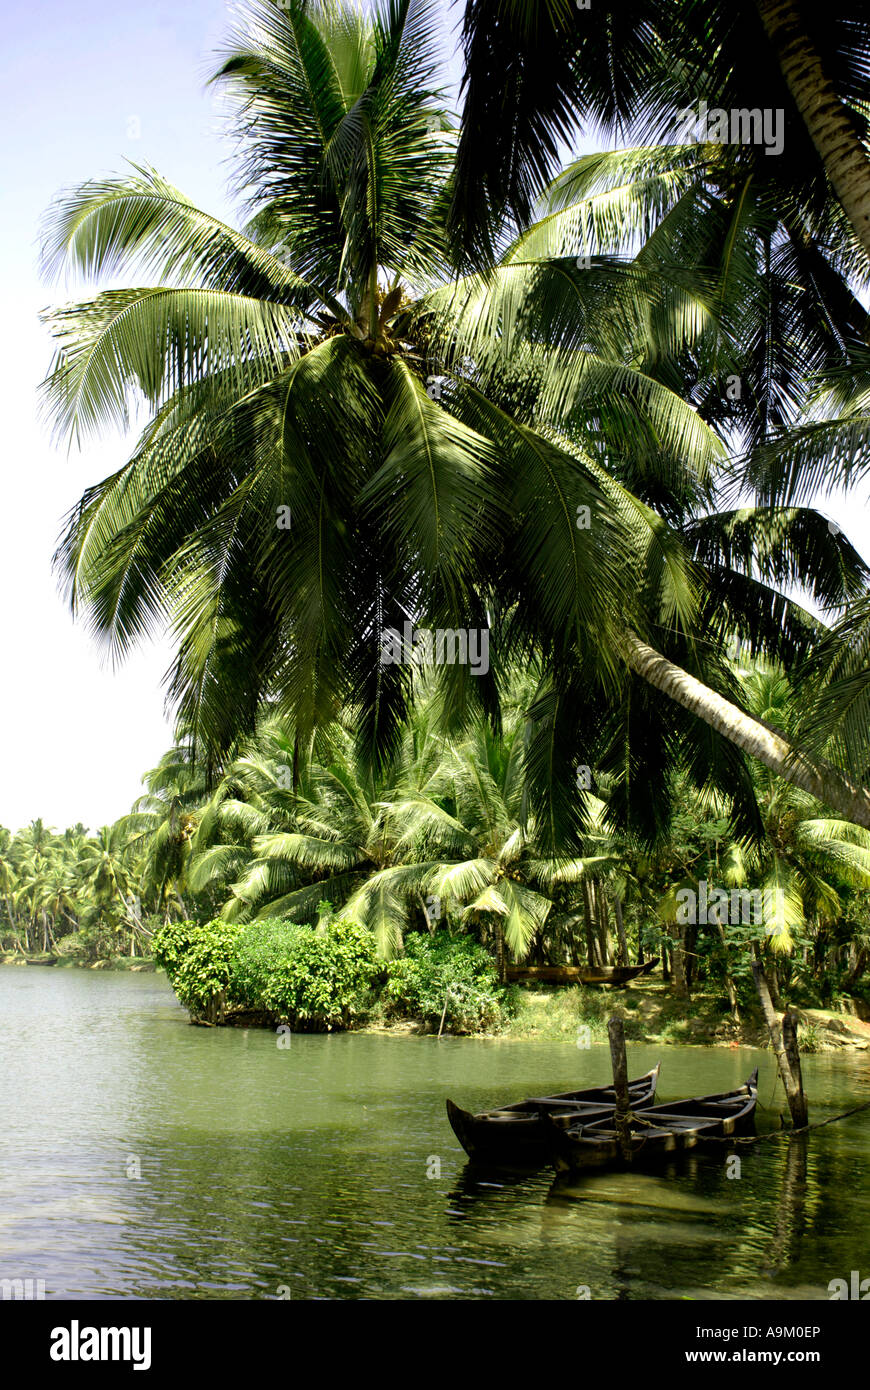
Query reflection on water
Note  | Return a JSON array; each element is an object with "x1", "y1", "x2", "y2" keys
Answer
[{"x1": 0, "y1": 967, "x2": 868, "y2": 1299}]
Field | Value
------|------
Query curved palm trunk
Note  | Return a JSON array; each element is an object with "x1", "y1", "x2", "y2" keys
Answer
[
  {"x1": 755, "y1": 0, "x2": 870, "y2": 260},
  {"x1": 751, "y1": 955, "x2": 808, "y2": 1126},
  {"x1": 622, "y1": 635, "x2": 870, "y2": 829}
]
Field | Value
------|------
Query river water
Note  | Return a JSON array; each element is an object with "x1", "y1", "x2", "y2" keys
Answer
[{"x1": 1, "y1": 967, "x2": 868, "y2": 1300}]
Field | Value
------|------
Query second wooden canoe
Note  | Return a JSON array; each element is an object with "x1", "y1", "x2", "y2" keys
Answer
[{"x1": 547, "y1": 1069, "x2": 759, "y2": 1173}]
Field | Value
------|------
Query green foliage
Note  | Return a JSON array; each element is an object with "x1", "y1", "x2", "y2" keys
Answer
[
  {"x1": 501, "y1": 985, "x2": 611, "y2": 1042},
  {"x1": 228, "y1": 914, "x2": 378, "y2": 1029},
  {"x1": 796, "y1": 1021, "x2": 824, "y2": 1054},
  {"x1": 152, "y1": 918, "x2": 242, "y2": 1020},
  {"x1": 11, "y1": 0, "x2": 870, "y2": 1030},
  {"x1": 383, "y1": 930, "x2": 513, "y2": 1033}
]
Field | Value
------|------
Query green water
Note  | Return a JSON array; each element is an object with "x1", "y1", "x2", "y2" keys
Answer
[{"x1": 1, "y1": 967, "x2": 868, "y2": 1300}]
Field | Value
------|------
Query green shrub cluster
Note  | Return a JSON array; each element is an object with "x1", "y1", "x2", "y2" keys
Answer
[
  {"x1": 229, "y1": 916, "x2": 378, "y2": 1028},
  {"x1": 152, "y1": 918, "x2": 242, "y2": 1021},
  {"x1": 153, "y1": 913, "x2": 514, "y2": 1034},
  {"x1": 383, "y1": 931, "x2": 513, "y2": 1033}
]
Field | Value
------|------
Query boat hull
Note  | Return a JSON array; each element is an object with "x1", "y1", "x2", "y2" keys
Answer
[
  {"x1": 506, "y1": 958, "x2": 659, "y2": 987},
  {"x1": 446, "y1": 1067, "x2": 660, "y2": 1168},
  {"x1": 547, "y1": 1070, "x2": 759, "y2": 1173}
]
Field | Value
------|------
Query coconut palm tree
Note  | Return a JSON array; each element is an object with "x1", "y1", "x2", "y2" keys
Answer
[
  {"x1": 118, "y1": 746, "x2": 208, "y2": 921},
  {"x1": 41, "y1": 0, "x2": 656, "y2": 782},
  {"x1": 198, "y1": 722, "x2": 396, "y2": 933},
  {"x1": 77, "y1": 825, "x2": 137, "y2": 952},
  {"x1": 428, "y1": 137, "x2": 870, "y2": 839},
  {"x1": 732, "y1": 665, "x2": 870, "y2": 953},
  {"x1": 449, "y1": 0, "x2": 870, "y2": 263},
  {"x1": 41, "y1": 0, "x2": 870, "y2": 837},
  {"x1": 346, "y1": 712, "x2": 596, "y2": 963}
]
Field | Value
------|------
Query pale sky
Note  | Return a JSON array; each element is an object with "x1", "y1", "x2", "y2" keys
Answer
[
  {"x1": 1, "y1": 0, "x2": 866, "y2": 834},
  {"x1": 0, "y1": 0, "x2": 462, "y2": 834}
]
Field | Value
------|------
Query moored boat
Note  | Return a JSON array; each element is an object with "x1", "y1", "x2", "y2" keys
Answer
[
  {"x1": 546, "y1": 1069, "x2": 759, "y2": 1173},
  {"x1": 24, "y1": 954, "x2": 59, "y2": 966},
  {"x1": 506, "y1": 957, "x2": 660, "y2": 987},
  {"x1": 446, "y1": 1064, "x2": 661, "y2": 1167}
]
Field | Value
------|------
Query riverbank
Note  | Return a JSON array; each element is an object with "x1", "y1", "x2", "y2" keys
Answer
[
  {"x1": 5, "y1": 953, "x2": 868, "y2": 1052},
  {"x1": 494, "y1": 981, "x2": 870, "y2": 1053},
  {"x1": 366, "y1": 981, "x2": 870, "y2": 1053},
  {"x1": 0, "y1": 952, "x2": 156, "y2": 972}
]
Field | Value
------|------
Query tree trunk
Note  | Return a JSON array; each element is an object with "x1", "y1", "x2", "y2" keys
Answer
[
  {"x1": 782, "y1": 1008, "x2": 808, "y2": 1127},
  {"x1": 755, "y1": 0, "x2": 870, "y2": 262},
  {"x1": 684, "y1": 918, "x2": 698, "y2": 987},
  {"x1": 669, "y1": 923, "x2": 689, "y2": 998},
  {"x1": 493, "y1": 917, "x2": 507, "y2": 983},
  {"x1": 716, "y1": 920, "x2": 740, "y2": 1023},
  {"x1": 622, "y1": 634, "x2": 870, "y2": 828},
  {"x1": 613, "y1": 895, "x2": 629, "y2": 967},
  {"x1": 593, "y1": 881, "x2": 612, "y2": 966},
  {"x1": 636, "y1": 913, "x2": 646, "y2": 966},
  {"x1": 846, "y1": 945, "x2": 868, "y2": 990},
  {"x1": 581, "y1": 881, "x2": 602, "y2": 967},
  {"x1": 768, "y1": 961, "x2": 782, "y2": 1009},
  {"x1": 751, "y1": 958, "x2": 808, "y2": 1126}
]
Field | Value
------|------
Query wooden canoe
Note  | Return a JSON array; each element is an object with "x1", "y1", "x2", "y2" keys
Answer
[
  {"x1": 446, "y1": 1064, "x2": 660, "y2": 1168},
  {"x1": 506, "y1": 957, "x2": 659, "y2": 987},
  {"x1": 547, "y1": 1069, "x2": 758, "y2": 1173},
  {"x1": 24, "y1": 955, "x2": 59, "y2": 966}
]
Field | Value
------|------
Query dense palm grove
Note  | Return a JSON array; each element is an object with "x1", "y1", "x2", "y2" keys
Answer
[
  {"x1": 4, "y1": 664, "x2": 870, "y2": 1019},
  {"x1": 13, "y1": 0, "x2": 870, "y2": 1063}
]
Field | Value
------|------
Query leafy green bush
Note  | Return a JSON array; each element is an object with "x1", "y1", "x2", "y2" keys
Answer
[
  {"x1": 383, "y1": 931, "x2": 511, "y2": 1033},
  {"x1": 228, "y1": 916, "x2": 378, "y2": 1029},
  {"x1": 152, "y1": 918, "x2": 242, "y2": 1022}
]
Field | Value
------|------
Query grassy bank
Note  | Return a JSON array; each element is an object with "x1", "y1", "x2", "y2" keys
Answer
[{"x1": 496, "y1": 981, "x2": 870, "y2": 1053}]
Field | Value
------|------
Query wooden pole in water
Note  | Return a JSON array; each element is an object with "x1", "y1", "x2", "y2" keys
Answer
[
  {"x1": 607, "y1": 1016, "x2": 633, "y2": 1162},
  {"x1": 782, "y1": 1007, "x2": 808, "y2": 1128},
  {"x1": 752, "y1": 960, "x2": 808, "y2": 1127}
]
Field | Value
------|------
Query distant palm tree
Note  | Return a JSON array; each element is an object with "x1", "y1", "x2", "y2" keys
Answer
[
  {"x1": 735, "y1": 666, "x2": 870, "y2": 954},
  {"x1": 345, "y1": 718, "x2": 552, "y2": 962},
  {"x1": 118, "y1": 746, "x2": 207, "y2": 921},
  {"x1": 197, "y1": 723, "x2": 392, "y2": 934},
  {"x1": 78, "y1": 826, "x2": 136, "y2": 952}
]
